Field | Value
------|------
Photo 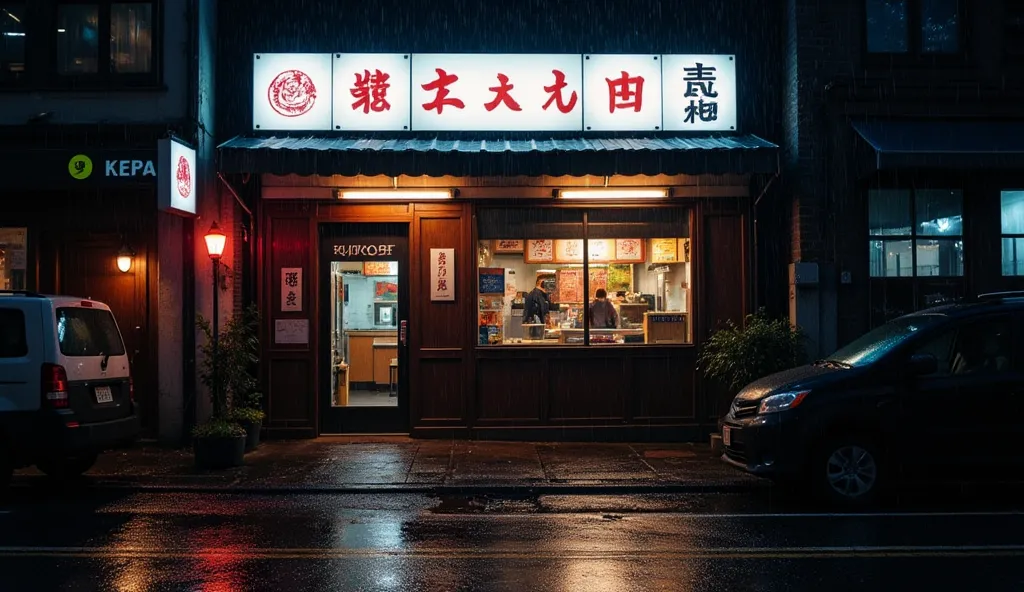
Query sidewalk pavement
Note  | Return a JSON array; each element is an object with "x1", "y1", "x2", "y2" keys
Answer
[{"x1": 12, "y1": 438, "x2": 769, "y2": 494}]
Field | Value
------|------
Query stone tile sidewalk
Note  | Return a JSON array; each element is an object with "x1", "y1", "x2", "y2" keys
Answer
[{"x1": 13, "y1": 438, "x2": 768, "y2": 493}]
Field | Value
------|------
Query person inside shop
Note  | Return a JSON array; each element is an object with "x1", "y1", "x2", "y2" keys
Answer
[
  {"x1": 590, "y1": 288, "x2": 618, "y2": 329},
  {"x1": 522, "y1": 277, "x2": 551, "y2": 327}
]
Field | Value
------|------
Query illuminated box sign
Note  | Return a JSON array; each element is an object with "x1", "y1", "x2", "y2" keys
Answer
[
  {"x1": 252, "y1": 53, "x2": 737, "y2": 132},
  {"x1": 157, "y1": 137, "x2": 197, "y2": 216}
]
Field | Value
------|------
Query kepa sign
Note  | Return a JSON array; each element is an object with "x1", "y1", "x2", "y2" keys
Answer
[{"x1": 252, "y1": 53, "x2": 737, "y2": 132}]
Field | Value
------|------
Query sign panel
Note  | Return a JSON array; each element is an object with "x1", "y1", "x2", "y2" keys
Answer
[
  {"x1": 430, "y1": 248, "x2": 455, "y2": 301},
  {"x1": 582, "y1": 54, "x2": 663, "y2": 131},
  {"x1": 275, "y1": 319, "x2": 309, "y2": 344},
  {"x1": 332, "y1": 53, "x2": 411, "y2": 131},
  {"x1": 251, "y1": 53, "x2": 739, "y2": 132},
  {"x1": 281, "y1": 267, "x2": 303, "y2": 312},
  {"x1": 411, "y1": 54, "x2": 582, "y2": 132},
  {"x1": 253, "y1": 53, "x2": 333, "y2": 131},
  {"x1": 157, "y1": 137, "x2": 196, "y2": 216},
  {"x1": 661, "y1": 54, "x2": 736, "y2": 131}
]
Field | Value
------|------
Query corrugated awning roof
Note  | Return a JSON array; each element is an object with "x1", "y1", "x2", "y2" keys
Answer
[
  {"x1": 217, "y1": 134, "x2": 779, "y2": 177},
  {"x1": 852, "y1": 120, "x2": 1024, "y2": 170}
]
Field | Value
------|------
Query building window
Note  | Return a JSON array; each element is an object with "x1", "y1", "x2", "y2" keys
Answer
[
  {"x1": 1006, "y1": 1, "x2": 1024, "y2": 57},
  {"x1": 1001, "y1": 190, "x2": 1024, "y2": 276},
  {"x1": 57, "y1": 3, "x2": 99, "y2": 75},
  {"x1": 0, "y1": 4, "x2": 26, "y2": 83},
  {"x1": 0, "y1": 2, "x2": 157, "y2": 88},
  {"x1": 869, "y1": 189, "x2": 964, "y2": 278},
  {"x1": 865, "y1": 0, "x2": 961, "y2": 55},
  {"x1": 476, "y1": 207, "x2": 693, "y2": 346},
  {"x1": 0, "y1": 227, "x2": 27, "y2": 290}
]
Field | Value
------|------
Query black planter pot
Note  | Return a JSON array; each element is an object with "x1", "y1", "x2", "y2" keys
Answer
[
  {"x1": 194, "y1": 435, "x2": 246, "y2": 469},
  {"x1": 240, "y1": 420, "x2": 262, "y2": 452}
]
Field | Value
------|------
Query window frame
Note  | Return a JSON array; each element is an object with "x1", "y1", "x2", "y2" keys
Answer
[
  {"x1": 868, "y1": 187, "x2": 964, "y2": 280},
  {"x1": 862, "y1": 0, "x2": 970, "y2": 67},
  {"x1": 475, "y1": 203, "x2": 696, "y2": 348},
  {"x1": 0, "y1": 0, "x2": 162, "y2": 91},
  {"x1": 999, "y1": 189, "x2": 1024, "y2": 277}
]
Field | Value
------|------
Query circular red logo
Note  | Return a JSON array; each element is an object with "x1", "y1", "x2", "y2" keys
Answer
[
  {"x1": 268, "y1": 70, "x2": 318, "y2": 117},
  {"x1": 176, "y1": 155, "x2": 191, "y2": 198}
]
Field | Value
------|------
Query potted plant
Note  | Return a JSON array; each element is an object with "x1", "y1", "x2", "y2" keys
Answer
[
  {"x1": 698, "y1": 308, "x2": 807, "y2": 415},
  {"x1": 222, "y1": 305, "x2": 264, "y2": 452},
  {"x1": 231, "y1": 395, "x2": 265, "y2": 452},
  {"x1": 193, "y1": 304, "x2": 262, "y2": 468}
]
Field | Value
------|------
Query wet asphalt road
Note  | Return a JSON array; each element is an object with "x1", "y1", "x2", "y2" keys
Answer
[{"x1": 2, "y1": 487, "x2": 1024, "y2": 591}]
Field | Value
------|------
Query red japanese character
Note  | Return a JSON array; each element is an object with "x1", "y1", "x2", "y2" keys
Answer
[
  {"x1": 351, "y1": 69, "x2": 391, "y2": 113},
  {"x1": 542, "y1": 69, "x2": 578, "y2": 114},
  {"x1": 483, "y1": 73, "x2": 522, "y2": 112},
  {"x1": 605, "y1": 71, "x2": 644, "y2": 113},
  {"x1": 421, "y1": 68, "x2": 465, "y2": 114}
]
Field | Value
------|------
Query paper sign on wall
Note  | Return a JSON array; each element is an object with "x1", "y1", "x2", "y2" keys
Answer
[
  {"x1": 430, "y1": 248, "x2": 455, "y2": 301},
  {"x1": 275, "y1": 319, "x2": 309, "y2": 344},
  {"x1": 281, "y1": 267, "x2": 303, "y2": 312}
]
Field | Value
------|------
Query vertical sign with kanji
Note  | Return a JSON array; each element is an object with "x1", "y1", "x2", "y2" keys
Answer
[
  {"x1": 430, "y1": 248, "x2": 455, "y2": 301},
  {"x1": 661, "y1": 54, "x2": 737, "y2": 132},
  {"x1": 281, "y1": 267, "x2": 303, "y2": 312}
]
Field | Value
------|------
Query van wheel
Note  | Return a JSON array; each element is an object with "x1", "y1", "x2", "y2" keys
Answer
[
  {"x1": 812, "y1": 435, "x2": 885, "y2": 507},
  {"x1": 36, "y1": 453, "x2": 98, "y2": 480}
]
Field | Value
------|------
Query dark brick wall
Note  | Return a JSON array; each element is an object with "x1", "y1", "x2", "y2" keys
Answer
[{"x1": 785, "y1": 0, "x2": 1024, "y2": 344}]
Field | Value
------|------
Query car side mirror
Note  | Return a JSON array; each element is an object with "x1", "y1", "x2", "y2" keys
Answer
[{"x1": 909, "y1": 353, "x2": 938, "y2": 376}]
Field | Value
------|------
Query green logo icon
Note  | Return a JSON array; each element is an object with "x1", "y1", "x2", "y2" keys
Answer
[{"x1": 68, "y1": 154, "x2": 93, "y2": 179}]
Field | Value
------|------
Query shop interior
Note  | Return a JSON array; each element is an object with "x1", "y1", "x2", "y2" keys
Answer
[
  {"x1": 476, "y1": 208, "x2": 693, "y2": 346},
  {"x1": 328, "y1": 260, "x2": 400, "y2": 407}
]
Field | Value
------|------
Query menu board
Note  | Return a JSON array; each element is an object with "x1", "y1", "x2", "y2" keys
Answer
[
  {"x1": 650, "y1": 238, "x2": 678, "y2": 263},
  {"x1": 556, "y1": 268, "x2": 583, "y2": 303},
  {"x1": 525, "y1": 239, "x2": 554, "y2": 262},
  {"x1": 589, "y1": 267, "x2": 608, "y2": 298},
  {"x1": 555, "y1": 239, "x2": 584, "y2": 262},
  {"x1": 363, "y1": 261, "x2": 397, "y2": 276},
  {"x1": 615, "y1": 239, "x2": 645, "y2": 262},
  {"x1": 478, "y1": 267, "x2": 505, "y2": 294}
]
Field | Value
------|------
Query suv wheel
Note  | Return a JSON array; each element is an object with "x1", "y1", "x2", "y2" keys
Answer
[
  {"x1": 813, "y1": 436, "x2": 884, "y2": 506},
  {"x1": 36, "y1": 453, "x2": 98, "y2": 480}
]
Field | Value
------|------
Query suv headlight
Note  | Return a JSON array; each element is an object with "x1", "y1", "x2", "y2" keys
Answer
[{"x1": 758, "y1": 390, "x2": 810, "y2": 415}]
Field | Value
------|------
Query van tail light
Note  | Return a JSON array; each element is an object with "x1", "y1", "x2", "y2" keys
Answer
[
  {"x1": 42, "y1": 363, "x2": 70, "y2": 409},
  {"x1": 129, "y1": 375, "x2": 135, "y2": 403}
]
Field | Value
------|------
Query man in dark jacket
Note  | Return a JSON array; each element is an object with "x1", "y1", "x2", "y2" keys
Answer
[{"x1": 522, "y1": 277, "x2": 551, "y2": 326}]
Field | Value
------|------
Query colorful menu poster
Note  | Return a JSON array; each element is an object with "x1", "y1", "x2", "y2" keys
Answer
[
  {"x1": 650, "y1": 238, "x2": 678, "y2": 263},
  {"x1": 525, "y1": 239, "x2": 554, "y2": 262},
  {"x1": 556, "y1": 268, "x2": 583, "y2": 303},
  {"x1": 478, "y1": 267, "x2": 505, "y2": 294},
  {"x1": 589, "y1": 267, "x2": 608, "y2": 298}
]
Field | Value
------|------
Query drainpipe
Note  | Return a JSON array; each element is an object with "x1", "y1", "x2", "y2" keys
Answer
[
  {"x1": 217, "y1": 172, "x2": 256, "y2": 307},
  {"x1": 181, "y1": 0, "x2": 199, "y2": 443}
]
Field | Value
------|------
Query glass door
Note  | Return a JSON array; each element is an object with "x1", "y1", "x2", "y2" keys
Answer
[{"x1": 320, "y1": 223, "x2": 409, "y2": 434}]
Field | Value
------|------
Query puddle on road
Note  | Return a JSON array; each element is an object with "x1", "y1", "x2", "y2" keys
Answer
[{"x1": 429, "y1": 494, "x2": 544, "y2": 514}]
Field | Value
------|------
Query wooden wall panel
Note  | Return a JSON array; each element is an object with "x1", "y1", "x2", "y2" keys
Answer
[
  {"x1": 264, "y1": 216, "x2": 315, "y2": 428},
  {"x1": 548, "y1": 358, "x2": 627, "y2": 420},
  {"x1": 267, "y1": 357, "x2": 312, "y2": 421},
  {"x1": 415, "y1": 216, "x2": 466, "y2": 349},
  {"x1": 631, "y1": 355, "x2": 696, "y2": 419},
  {"x1": 476, "y1": 358, "x2": 543, "y2": 421},
  {"x1": 417, "y1": 358, "x2": 464, "y2": 420},
  {"x1": 703, "y1": 214, "x2": 748, "y2": 335}
]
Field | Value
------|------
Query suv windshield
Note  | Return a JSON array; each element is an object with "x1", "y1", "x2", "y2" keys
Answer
[
  {"x1": 825, "y1": 314, "x2": 945, "y2": 367},
  {"x1": 56, "y1": 307, "x2": 126, "y2": 357}
]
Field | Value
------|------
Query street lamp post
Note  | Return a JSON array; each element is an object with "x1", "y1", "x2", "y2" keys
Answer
[{"x1": 204, "y1": 221, "x2": 227, "y2": 417}]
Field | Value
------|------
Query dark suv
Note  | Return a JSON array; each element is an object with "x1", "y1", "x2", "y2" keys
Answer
[{"x1": 721, "y1": 292, "x2": 1024, "y2": 506}]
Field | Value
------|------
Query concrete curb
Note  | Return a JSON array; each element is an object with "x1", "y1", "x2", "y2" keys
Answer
[{"x1": 10, "y1": 479, "x2": 770, "y2": 496}]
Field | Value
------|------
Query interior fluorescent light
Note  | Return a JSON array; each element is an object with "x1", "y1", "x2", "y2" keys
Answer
[
  {"x1": 338, "y1": 189, "x2": 453, "y2": 200},
  {"x1": 557, "y1": 188, "x2": 668, "y2": 199}
]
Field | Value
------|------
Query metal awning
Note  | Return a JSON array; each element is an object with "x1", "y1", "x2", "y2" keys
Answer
[
  {"x1": 217, "y1": 134, "x2": 779, "y2": 177},
  {"x1": 852, "y1": 120, "x2": 1024, "y2": 170}
]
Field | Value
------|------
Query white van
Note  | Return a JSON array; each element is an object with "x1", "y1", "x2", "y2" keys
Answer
[{"x1": 0, "y1": 292, "x2": 139, "y2": 488}]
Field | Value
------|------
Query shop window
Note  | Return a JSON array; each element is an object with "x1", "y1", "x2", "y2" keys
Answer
[
  {"x1": 476, "y1": 207, "x2": 692, "y2": 347},
  {"x1": 57, "y1": 4, "x2": 99, "y2": 74},
  {"x1": 868, "y1": 189, "x2": 963, "y2": 278},
  {"x1": 865, "y1": 0, "x2": 961, "y2": 55},
  {"x1": 0, "y1": 4, "x2": 26, "y2": 83},
  {"x1": 0, "y1": 227, "x2": 27, "y2": 290},
  {"x1": 1000, "y1": 190, "x2": 1024, "y2": 276}
]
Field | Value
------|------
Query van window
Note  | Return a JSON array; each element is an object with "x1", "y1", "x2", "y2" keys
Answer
[
  {"x1": 56, "y1": 307, "x2": 126, "y2": 357},
  {"x1": 0, "y1": 308, "x2": 28, "y2": 357}
]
